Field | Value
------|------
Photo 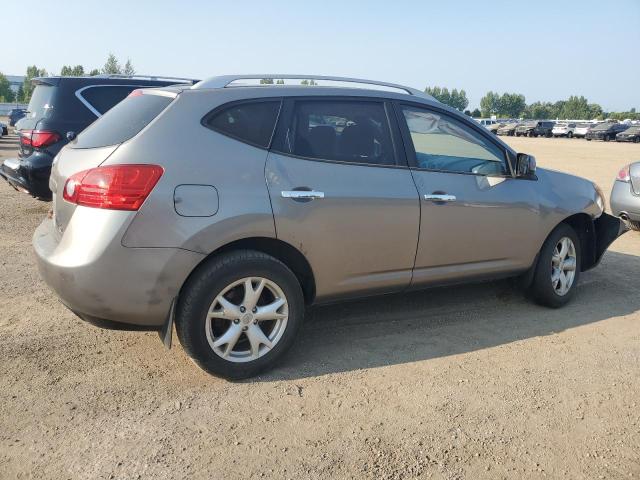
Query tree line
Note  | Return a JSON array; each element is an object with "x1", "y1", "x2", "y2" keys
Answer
[
  {"x1": 0, "y1": 54, "x2": 135, "y2": 103},
  {"x1": 426, "y1": 85, "x2": 639, "y2": 121}
]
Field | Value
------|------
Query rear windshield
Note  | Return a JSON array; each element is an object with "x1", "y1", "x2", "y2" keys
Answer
[
  {"x1": 72, "y1": 92, "x2": 173, "y2": 148},
  {"x1": 26, "y1": 85, "x2": 56, "y2": 121}
]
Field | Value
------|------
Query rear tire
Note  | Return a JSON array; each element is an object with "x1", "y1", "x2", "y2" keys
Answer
[
  {"x1": 528, "y1": 224, "x2": 581, "y2": 308},
  {"x1": 567, "y1": 131, "x2": 573, "y2": 138},
  {"x1": 176, "y1": 250, "x2": 304, "y2": 379}
]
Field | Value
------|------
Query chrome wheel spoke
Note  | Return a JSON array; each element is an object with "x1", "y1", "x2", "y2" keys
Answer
[
  {"x1": 242, "y1": 278, "x2": 265, "y2": 311},
  {"x1": 246, "y1": 324, "x2": 273, "y2": 358},
  {"x1": 208, "y1": 296, "x2": 241, "y2": 320},
  {"x1": 213, "y1": 324, "x2": 243, "y2": 356},
  {"x1": 558, "y1": 238, "x2": 569, "y2": 260},
  {"x1": 563, "y1": 257, "x2": 576, "y2": 272},
  {"x1": 254, "y1": 297, "x2": 287, "y2": 321}
]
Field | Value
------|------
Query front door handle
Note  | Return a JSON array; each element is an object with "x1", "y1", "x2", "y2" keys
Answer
[
  {"x1": 423, "y1": 193, "x2": 456, "y2": 202},
  {"x1": 281, "y1": 190, "x2": 325, "y2": 200}
]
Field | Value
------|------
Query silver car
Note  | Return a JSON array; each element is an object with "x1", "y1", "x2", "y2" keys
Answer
[
  {"x1": 33, "y1": 75, "x2": 625, "y2": 379},
  {"x1": 610, "y1": 162, "x2": 640, "y2": 230}
]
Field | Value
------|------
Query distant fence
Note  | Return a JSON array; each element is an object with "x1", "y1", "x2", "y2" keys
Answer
[{"x1": 0, "y1": 103, "x2": 29, "y2": 116}]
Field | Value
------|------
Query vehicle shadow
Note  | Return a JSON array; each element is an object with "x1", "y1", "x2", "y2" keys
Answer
[{"x1": 258, "y1": 250, "x2": 640, "y2": 381}]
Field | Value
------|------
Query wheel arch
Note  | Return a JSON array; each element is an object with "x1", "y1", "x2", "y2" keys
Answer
[
  {"x1": 179, "y1": 237, "x2": 316, "y2": 305},
  {"x1": 560, "y1": 213, "x2": 597, "y2": 272}
]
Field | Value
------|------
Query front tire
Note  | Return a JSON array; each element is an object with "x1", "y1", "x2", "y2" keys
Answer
[
  {"x1": 176, "y1": 250, "x2": 304, "y2": 379},
  {"x1": 529, "y1": 224, "x2": 581, "y2": 308}
]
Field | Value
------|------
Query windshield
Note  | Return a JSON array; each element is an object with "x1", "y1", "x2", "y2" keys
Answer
[
  {"x1": 624, "y1": 126, "x2": 640, "y2": 134},
  {"x1": 554, "y1": 123, "x2": 567, "y2": 128},
  {"x1": 26, "y1": 85, "x2": 56, "y2": 121},
  {"x1": 593, "y1": 123, "x2": 613, "y2": 131}
]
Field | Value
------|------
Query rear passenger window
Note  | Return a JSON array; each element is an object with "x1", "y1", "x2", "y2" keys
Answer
[
  {"x1": 79, "y1": 86, "x2": 138, "y2": 115},
  {"x1": 205, "y1": 101, "x2": 281, "y2": 148},
  {"x1": 281, "y1": 100, "x2": 396, "y2": 166}
]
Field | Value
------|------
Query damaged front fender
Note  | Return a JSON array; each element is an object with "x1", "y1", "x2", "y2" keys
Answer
[{"x1": 584, "y1": 212, "x2": 628, "y2": 271}]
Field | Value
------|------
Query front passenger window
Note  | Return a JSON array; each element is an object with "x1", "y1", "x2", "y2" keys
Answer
[{"x1": 401, "y1": 106, "x2": 506, "y2": 175}]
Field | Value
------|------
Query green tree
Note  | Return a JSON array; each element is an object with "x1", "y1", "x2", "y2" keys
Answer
[
  {"x1": 300, "y1": 79, "x2": 318, "y2": 85},
  {"x1": 0, "y1": 73, "x2": 15, "y2": 103},
  {"x1": 471, "y1": 108, "x2": 481, "y2": 118},
  {"x1": 275, "y1": 79, "x2": 285, "y2": 84},
  {"x1": 260, "y1": 78, "x2": 275, "y2": 84},
  {"x1": 123, "y1": 59, "x2": 135, "y2": 75},
  {"x1": 499, "y1": 93, "x2": 526, "y2": 118},
  {"x1": 21, "y1": 66, "x2": 48, "y2": 103},
  {"x1": 60, "y1": 65, "x2": 85, "y2": 76},
  {"x1": 89, "y1": 68, "x2": 100, "y2": 76},
  {"x1": 480, "y1": 91, "x2": 501, "y2": 117},
  {"x1": 425, "y1": 86, "x2": 467, "y2": 111},
  {"x1": 102, "y1": 53, "x2": 122, "y2": 74},
  {"x1": 524, "y1": 101, "x2": 555, "y2": 119}
]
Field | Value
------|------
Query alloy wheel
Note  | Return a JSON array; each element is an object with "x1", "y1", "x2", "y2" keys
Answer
[
  {"x1": 551, "y1": 237, "x2": 577, "y2": 296},
  {"x1": 205, "y1": 277, "x2": 289, "y2": 362}
]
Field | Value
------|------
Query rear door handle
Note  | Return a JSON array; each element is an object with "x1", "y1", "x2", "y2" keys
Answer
[
  {"x1": 281, "y1": 190, "x2": 325, "y2": 200},
  {"x1": 423, "y1": 194, "x2": 456, "y2": 202}
]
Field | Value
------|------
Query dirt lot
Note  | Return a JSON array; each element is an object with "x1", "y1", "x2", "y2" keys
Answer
[{"x1": 1, "y1": 133, "x2": 639, "y2": 479}]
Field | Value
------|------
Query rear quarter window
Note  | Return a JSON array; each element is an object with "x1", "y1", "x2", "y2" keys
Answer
[
  {"x1": 78, "y1": 85, "x2": 139, "y2": 116},
  {"x1": 72, "y1": 92, "x2": 173, "y2": 149},
  {"x1": 203, "y1": 100, "x2": 281, "y2": 148}
]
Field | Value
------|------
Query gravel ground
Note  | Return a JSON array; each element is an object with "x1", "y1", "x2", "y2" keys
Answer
[{"x1": 0, "y1": 133, "x2": 639, "y2": 479}]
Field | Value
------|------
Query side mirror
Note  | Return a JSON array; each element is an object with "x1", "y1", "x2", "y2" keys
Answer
[
  {"x1": 66, "y1": 131, "x2": 77, "y2": 142},
  {"x1": 516, "y1": 153, "x2": 536, "y2": 177}
]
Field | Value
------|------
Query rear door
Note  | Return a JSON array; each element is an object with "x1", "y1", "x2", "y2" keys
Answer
[
  {"x1": 266, "y1": 97, "x2": 420, "y2": 301},
  {"x1": 395, "y1": 103, "x2": 541, "y2": 286}
]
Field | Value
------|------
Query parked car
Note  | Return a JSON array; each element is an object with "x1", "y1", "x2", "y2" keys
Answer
[
  {"x1": 610, "y1": 162, "x2": 640, "y2": 230},
  {"x1": 476, "y1": 119, "x2": 498, "y2": 128},
  {"x1": 0, "y1": 121, "x2": 7, "y2": 136},
  {"x1": 33, "y1": 74, "x2": 625, "y2": 379},
  {"x1": 8, "y1": 108, "x2": 27, "y2": 126},
  {"x1": 516, "y1": 121, "x2": 555, "y2": 138},
  {"x1": 0, "y1": 75, "x2": 198, "y2": 199},
  {"x1": 585, "y1": 122, "x2": 628, "y2": 141},
  {"x1": 573, "y1": 123, "x2": 594, "y2": 138},
  {"x1": 552, "y1": 122, "x2": 577, "y2": 138},
  {"x1": 616, "y1": 125, "x2": 640, "y2": 143},
  {"x1": 497, "y1": 122, "x2": 519, "y2": 136},
  {"x1": 487, "y1": 122, "x2": 504, "y2": 135}
]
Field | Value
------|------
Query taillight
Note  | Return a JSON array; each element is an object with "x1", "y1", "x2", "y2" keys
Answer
[
  {"x1": 19, "y1": 130, "x2": 61, "y2": 148},
  {"x1": 63, "y1": 164, "x2": 164, "y2": 211},
  {"x1": 617, "y1": 165, "x2": 630, "y2": 182}
]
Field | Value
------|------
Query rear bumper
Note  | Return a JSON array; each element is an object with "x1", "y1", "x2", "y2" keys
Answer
[
  {"x1": 33, "y1": 213, "x2": 205, "y2": 328},
  {"x1": 0, "y1": 153, "x2": 53, "y2": 199},
  {"x1": 610, "y1": 180, "x2": 640, "y2": 222}
]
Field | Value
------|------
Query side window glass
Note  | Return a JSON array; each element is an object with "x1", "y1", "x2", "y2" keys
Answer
[
  {"x1": 205, "y1": 101, "x2": 281, "y2": 148},
  {"x1": 282, "y1": 100, "x2": 396, "y2": 166},
  {"x1": 401, "y1": 106, "x2": 506, "y2": 175},
  {"x1": 80, "y1": 86, "x2": 137, "y2": 115}
]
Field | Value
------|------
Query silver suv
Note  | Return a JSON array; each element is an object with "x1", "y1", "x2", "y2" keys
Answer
[{"x1": 33, "y1": 75, "x2": 625, "y2": 379}]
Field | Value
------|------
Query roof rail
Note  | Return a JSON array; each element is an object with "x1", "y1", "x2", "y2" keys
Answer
[
  {"x1": 92, "y1": 74, "x2": 199, "y2": 84},
  {"x1": 193, "y1": 74, "x2": 432, "y2": 99}
]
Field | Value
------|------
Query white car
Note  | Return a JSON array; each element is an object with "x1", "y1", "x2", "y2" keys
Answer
[
  {"x1": 552, "y1": 122, "x2": 577, "y2": 138},
  {"x1": 573, "y1": 123, "x2": 594, "y2": 138},
  {"x1": 476, "y1": 118, "x2": 498, "y2": 129}
]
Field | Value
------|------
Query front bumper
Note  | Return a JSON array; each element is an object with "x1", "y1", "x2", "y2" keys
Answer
[
  {"x1": 33, "y1": 212, "x2": 205, "y2": 328},
  {"x1": 0, "y1": 153, "x2": 53, "y2": 199},
  {"x1": 583, "y1": 212, "x2": 628, "y2": 271},
  {"x1": 610, "y1": 180, "x2": 640, "y2": 222}
]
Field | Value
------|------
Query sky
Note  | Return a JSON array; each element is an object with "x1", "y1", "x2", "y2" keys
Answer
[{"x1": 3, "y1": 0, "x2": 639, "y2": 111}]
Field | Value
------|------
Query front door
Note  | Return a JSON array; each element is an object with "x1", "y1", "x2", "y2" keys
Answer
[
  {"x1": 266, "y1": 98, "x2": 420, "y2": 301},
  {"x1": 396, "y1": 103, "x2": 541, "y2": 287}
]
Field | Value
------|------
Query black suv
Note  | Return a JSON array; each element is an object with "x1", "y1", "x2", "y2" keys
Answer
[
  {"x1": 0, "y1": 75, "x2": 197, "y2": 199},
  {"x1": 585, "y1": 122, "x2": 629, "y2": 142},
  {"x1": 8, "y1": 108, "x2": 27, "y2": 126},
  {"x1": 616, "y1": 125, "x2": 640, "y2": 143},
  {"x1": 515, "y1": 121, "x2": 555, "y2": 137}
]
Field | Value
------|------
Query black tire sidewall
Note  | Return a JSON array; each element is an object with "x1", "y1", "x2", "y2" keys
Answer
[
  {"x1": 176, "y1": 251, "x2": 304, "y2": 379},
  {"x1": 530, "y1": 224, "x2": 581, "y2": 308}
]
